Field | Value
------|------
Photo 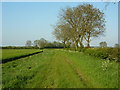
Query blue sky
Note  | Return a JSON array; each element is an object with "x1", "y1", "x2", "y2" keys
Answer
[{"x1": 2, "y1": 2, "x2": 118, "y2": 47}]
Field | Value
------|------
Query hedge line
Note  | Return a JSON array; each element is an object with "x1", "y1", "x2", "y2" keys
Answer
[
  {"x1": 66, "y1": 47, "x2": 120, "y2": 62},
  {"x1": 82, "y1": 48, "x2": 120, "y2": 62}
]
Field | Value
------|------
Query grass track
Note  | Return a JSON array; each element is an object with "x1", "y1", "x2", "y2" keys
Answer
[{"x1": 2, "y1": 49, "x2": 118, "y2": 88}]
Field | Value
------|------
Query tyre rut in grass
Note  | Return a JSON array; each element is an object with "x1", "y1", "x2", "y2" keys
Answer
[
  {"x1": 62, "y1": 54, "x2": 94, "y2": 88},
  {"x1": 40, "y1": 52, "x2": 57, "y2": 88}
]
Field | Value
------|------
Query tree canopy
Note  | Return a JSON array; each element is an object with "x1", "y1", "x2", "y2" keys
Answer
[{"x1": 53, "y1": 4, "x2": 105, "y2": 49}]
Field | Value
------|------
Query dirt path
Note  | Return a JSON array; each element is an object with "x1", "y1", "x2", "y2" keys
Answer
[
  {"x1": 35, "y1": 50, "x2": 91, "y2": 88},
  {"x1": 64, "y1": 55, "x2": 87, "y2": 81},
  {"x1": 62, "y1": 53, "x2": 95, "y2": 88}
]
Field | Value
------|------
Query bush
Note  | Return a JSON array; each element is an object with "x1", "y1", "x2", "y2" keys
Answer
[
  {"x1": 68, "y1": 48, "x2": 76, "y2": 51},
  {"x1": 84, "y1": 47, "x2": 119, "y2": 62}
]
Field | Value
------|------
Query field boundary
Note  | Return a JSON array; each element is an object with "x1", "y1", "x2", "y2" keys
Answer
[{"x1": 1, "y1": 51, "x2": 43, "y2": 64}]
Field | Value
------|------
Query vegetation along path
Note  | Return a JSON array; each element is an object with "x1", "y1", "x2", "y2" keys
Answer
[{"x1": 2, "y1": 49, "x2": 118, "y2": 88}]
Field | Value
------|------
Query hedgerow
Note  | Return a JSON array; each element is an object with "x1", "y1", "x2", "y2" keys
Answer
[{"x1": 83, "y1": 48, "x2": 119, "y2": 62}]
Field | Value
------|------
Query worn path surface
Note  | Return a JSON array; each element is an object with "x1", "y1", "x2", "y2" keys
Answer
[{"x1": 27, "y1": 49, "x2": 90, "y2": 88}]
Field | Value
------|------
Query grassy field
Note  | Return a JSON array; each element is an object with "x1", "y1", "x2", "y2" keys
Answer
[
  {"x1": 1, "y1": 49, "x2": 42, "y2": 60},
  {"x1": 1, "y1": 49, "x2": 118, "y2": 88}
]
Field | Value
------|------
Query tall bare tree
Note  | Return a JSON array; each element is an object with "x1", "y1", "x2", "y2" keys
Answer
[
  {"x1": 54, "y1": 4, "x2": 105, "y2": 49},
  {"x1": 38, "y1": 38, "x2": 47, "y2": 48},
  {"x1": 53, "y1": 23, "x2": 73, "y2": 48},
  {"x1": 82, "y1": 4, "x2": 105, "y2": 48},
  {"x1": 59, "y1": 7, "x2": 78, "y2": 49},
  {"x1": 34, "y1": 40, "x2": 39, "y2": 48}
]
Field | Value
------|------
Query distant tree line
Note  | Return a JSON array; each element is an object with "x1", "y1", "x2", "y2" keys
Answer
[
  {"x1": 1, "y1": 46, "x2": 34, "y2": 49},
  {"x1": 1, "y1": 38, "x2": 64, "y2": 49},
  {"x1": 1, "y1": 42, "x2": 118, "y2": 49},
  {"x1": 25, "y1": 38, "x2": 64, "y2": 49},
  {"x1": 99, "y1": 41, "x2": 119, "y2": 48}
]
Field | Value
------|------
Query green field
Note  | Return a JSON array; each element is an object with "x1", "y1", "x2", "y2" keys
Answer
[
  {"x1": 1, "y1": 49, "x2": 42, "y2": 60},
  {"x1": 1, "y1": 49, "x2": 118, "y2": 88}
]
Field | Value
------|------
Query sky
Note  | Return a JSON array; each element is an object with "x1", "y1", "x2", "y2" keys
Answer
[{"x1": 2, "y1": 2, "x2": 118, "y2": 47}]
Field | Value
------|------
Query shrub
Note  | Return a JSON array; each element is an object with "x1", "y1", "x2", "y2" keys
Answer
[{"x1": 84, "y1": 47, "x2": 119, "y2": 62}]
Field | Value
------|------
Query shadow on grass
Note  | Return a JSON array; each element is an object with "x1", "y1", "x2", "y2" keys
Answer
[{"x1": 1, "y1": 51, "x2": 43, "y2": 64}]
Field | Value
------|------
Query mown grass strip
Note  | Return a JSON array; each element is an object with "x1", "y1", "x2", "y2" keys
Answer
[{"x1": 1, "y1": 51, "x2": 43, "y2": 64}]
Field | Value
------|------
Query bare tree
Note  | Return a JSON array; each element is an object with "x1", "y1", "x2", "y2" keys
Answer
[
  {"x1": 82, "y1": 4, "x2": 105, "y2": 48},
  {"x1": 59, "y1": 7, "x2": 79, "y2": 49},
  {"x1": 25, "y1": 40, "x2": 32, "y2": 47},
  {"x1": 53, "y1": 23, "x2": 73, "y2": 48},
  {"x1": 38, "y1": 38, "x2": 47, "y2": 48},
  {"x1": 34, "y1": 40, "x2": 39, "y2": 48},
  {"x1": 54, "y1": 4, "x2": 105, "y2": 49}
]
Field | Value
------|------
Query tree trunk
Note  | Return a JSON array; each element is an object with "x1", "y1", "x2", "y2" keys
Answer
[
  {"x1": 67, "y1": 39, "x2": 70, "y2": 48},
  {"x1": 64, "y1": 43, "x2": 65, "y2": 48},
  {"x1": 80, "y1": 41, "x2": 84, "y2": 48},
  {"x1": 77, "y1": 31, "x2": 84, "y2": 48},
  {"x1": 75, "y1": 40, "x2": 78, "y2": 50},
  {"x1": 63, "y1": 40, "x2": 66, "y2": 48},
  {"x1": 87, "y1": 42, "x2": 90, "y2": 48},
  {"x1": 72, "y1": 40, "x2": 74, "y2": 48},
  {"x1": 87, "y1": 35, "x2": 90, "y2": 48},
  {"x1": 78, "y1": 37, "x2": 84, "y2": 48}
]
